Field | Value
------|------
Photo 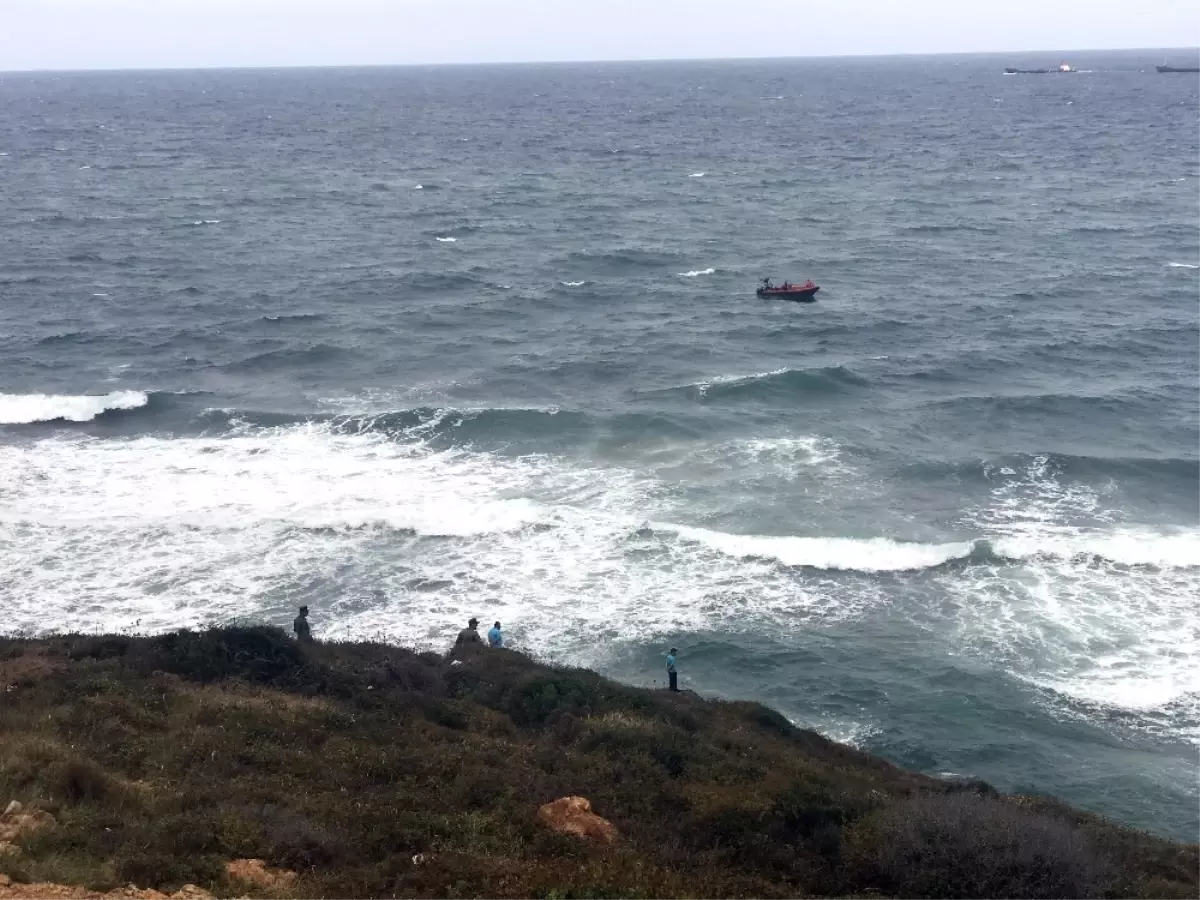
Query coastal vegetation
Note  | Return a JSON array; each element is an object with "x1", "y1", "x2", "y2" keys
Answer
[{"x1": 0, "y1": 627, "x2": 1194, "y2": 898}]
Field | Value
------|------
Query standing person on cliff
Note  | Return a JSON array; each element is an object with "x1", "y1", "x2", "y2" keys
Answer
[
  {"x1": 455, "y1": 617, "x2": 483, "y2": 652},
  {"x1": 293, "y1": 606, "x2": 313, "y2": 643},
  {"x1": 666, "y1": 647, "x2": 680, "y2": 692},
  {"x1": 487, "y1": 621, "x2": 503, "y2": 648}
]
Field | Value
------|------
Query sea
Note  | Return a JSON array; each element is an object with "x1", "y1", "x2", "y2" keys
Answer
[{"x1": 1, "y1": 50, "x2": 1197, "y2": 841}]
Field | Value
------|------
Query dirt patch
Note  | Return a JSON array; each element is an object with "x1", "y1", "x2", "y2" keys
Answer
[
  {"x1": 225, "y1": 858, "x2": 297, "y2": 891},
  {"x1": 0, "y1": 878, "x2": 210, "y2": 899},
  {"x1": 0, "y1": 652, "x2": 63, "y2": 689}
]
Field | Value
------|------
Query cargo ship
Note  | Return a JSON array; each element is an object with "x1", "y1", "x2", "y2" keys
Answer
[{"x1": 1004, "y1": 62, "x2": 1078, "y2": 74}]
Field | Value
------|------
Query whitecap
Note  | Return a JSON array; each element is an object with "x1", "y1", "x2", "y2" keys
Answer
[
  {"x1": 689, "y1": 172, "x2": 705, "y2": 178},
  {"x1": 0, "y1": 390, "x2": 149, "y2": 424},
  {"x1": 992, "y1": 529, "x2": 1200, "y2": 569},
  {"x1": 659, "y1": 523, "x2": 973, "y2": 572},
  {"x1": 188, "y1": 219, "x2": 221, "y2": 226},
  {"x1": 413, "y1": 184, "x2": 423, "y2": 190},
  {"x1": 1167, "y1": 262, "x2": 1198, "y2": 269},
  {"x1": 944, "y1": 454, "x2": 1200, "y2": 729},
  {"x1": 691, "y1": 368, "x2": 787, "y2": 397},
  {"x1": 436, "y1": 237, "x2": 457, "y2": 242},
  {"x1": 0, "y1": 417, "x2": 881, "y2": 655},
  {"x1": 678, "y1": 268, "x2": 716, "y2": 277},
  {"x1": 560, "y1": 280, "x2": 588, "y2": 287}
]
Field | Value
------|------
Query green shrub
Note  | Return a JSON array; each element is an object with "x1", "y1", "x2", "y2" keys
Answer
[
  {"x1": 508, "y1": 675, "x2": 601, "y2": 726},
  {"x1": 425, "y1": 700, "x2": 470, "y2": 730},
  {"x1": 844, "y1": 792, "x2": 1111, "y2": 898},
  {"x1": 67, "y1": 636, "x2": 131, "y2": 661},
  {"x1": 115, "y1": 851, "x2": 222, "y2": 890},
  {"x1": 537, "y1": 886, "x2": 642, "y2": 899},
  {"x1": 144, "y1": 626, "x2": 307, "y2": 685},
  {"x1": 742, "y1": 704, "x2": 795, "y2": 738}
]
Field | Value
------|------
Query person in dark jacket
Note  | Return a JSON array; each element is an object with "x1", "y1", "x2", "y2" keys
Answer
[
  {"x1": 666, "y1": 647, "x2": 679, "y2": 692},
  {"x1": 456, "y1": 617, "x2": 483, "y2": 649},
  {"x1": 293, "y1": 606, "x2": 313, "y2": 643}
]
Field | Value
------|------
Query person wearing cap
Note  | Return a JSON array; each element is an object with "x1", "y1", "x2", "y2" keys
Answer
[
  {"x1": 666, "y1": 648, "x2": 679, "y2": 692},
  {"x1": 456, "y1": 617, "x2": 483, "y2": 650},
  {"x1": 293, "y1": 605, "x2": 313, "y2": 643},
  {"x1": 487, "y1": 621, "x2": 503, "y2": 648}
]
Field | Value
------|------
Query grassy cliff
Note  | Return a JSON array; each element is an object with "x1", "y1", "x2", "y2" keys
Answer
[{"x1": 0, "y1": 627, "x2": 1195, "y2": 898}]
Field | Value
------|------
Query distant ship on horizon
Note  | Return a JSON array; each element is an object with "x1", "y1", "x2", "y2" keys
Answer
[
  {"x1": 1004, "y1": 62, "x2": 1078, "y2": 75},
  {"x1": 1156, "y1": 64, "x2": 1200, "y2": 73}
]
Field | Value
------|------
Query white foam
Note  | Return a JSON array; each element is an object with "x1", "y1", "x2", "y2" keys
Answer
[
  {"x1": 436, "y1": 237, "x2": 457, "y2": 242},
  {"x1": 413, "y1": 184, "x2": 423, "y2": 189},
  {"x1": 689, "y1": 172, "x2": 705, "y2": 177},
  {"x1": 0, "y1": 390, "x2": 148, "y2": 424},
  {"x1": 724, "y1": 435, "x2": 845, "y2": 475},
  {"x1": 189, "y1": 219, "x2": 221, "y2": 226},
  {"x1": 994, "y1": 529, "x2": 1200, "y2": 569},
  {"x1": 0, "y1": 421, "x2": 880, "y2": 660},
  {"x1": 660, "y1": 523, "x2": 973, "y2": 572},
  {"x1": 678, "y1": 268, "x2": 716, "y2": 277},
  {"x1": 946, "y1": 455, "x2": 1200, "y2": 728},
  {"x1": 560, "y1": 280, "x2": 588, "y2": 287},
  {"x1": 1167, "y1": 262, "x2": 1199, "y2": 269}
]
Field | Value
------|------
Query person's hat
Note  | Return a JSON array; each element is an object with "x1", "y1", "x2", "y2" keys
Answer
[
  {"x1": 299, "y1": 605, "x2": 309, "y2": 613},
  {"x1": 669, "y1": 647, "x2": 677, "y2": 653},
  {"x1": 468, "y1": 617, "x2": 479, "y2": 626}
]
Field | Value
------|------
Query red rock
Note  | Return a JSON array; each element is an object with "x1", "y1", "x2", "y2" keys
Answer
[{"x1": 536, "y1": 796, "x2": 618, "y2": 844}]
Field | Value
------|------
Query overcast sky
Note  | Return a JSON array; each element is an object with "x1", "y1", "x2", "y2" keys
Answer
[{"x1": 3, "y1": 0, "x2": 1198, "y2": 71}]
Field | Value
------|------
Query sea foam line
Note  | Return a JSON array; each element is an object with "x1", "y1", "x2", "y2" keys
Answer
[{"x1": 678, "y1": 268, "x2": 716, "y2": 277}]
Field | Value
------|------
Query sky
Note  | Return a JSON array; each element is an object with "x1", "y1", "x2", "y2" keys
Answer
[{"x1": 2, "y1": 0, "x2": 1198, "y2": 71}]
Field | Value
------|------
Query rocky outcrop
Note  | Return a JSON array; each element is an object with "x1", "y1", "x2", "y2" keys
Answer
[
  {"x1": 224, "y1": 858, "x2": 297, "y2": 891},
  {"x1": 0, "y1": 801, "x2": 57, "y2": 844},
  {"x1": 536, "y1": 796, "x2": 618, "y2": 844}
]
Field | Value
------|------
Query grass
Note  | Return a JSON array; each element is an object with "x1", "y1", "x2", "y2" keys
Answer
[{"x1": 0, "y1": 627, "x2": 1195, "y2": 898}]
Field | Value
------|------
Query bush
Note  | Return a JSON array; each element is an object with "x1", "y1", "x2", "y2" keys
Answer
[
  {"x1": 844, "y1": 792, "x2": 1111, "y2": 898},
  {"x1": 507, "y1": 675, "x2": 603, "y2": 726},
  {"x1": 67, "y1": 636, "x2": 131, "y2": 661},
  {"x1": 742, "y1": 704, "x2": 795, "y2": 738},
  {"x1": 144, "y1": 626, "x2": 307, "y2": 685},
  {"x1": 115, "y1": 851, "x2": 222, "y2": 890},
  {"x1": 50, "y1": 759, "x2": 118, "y2": 803},
  {"x1": 537, "y1": 885, "x2": 641, "y2": 899}
]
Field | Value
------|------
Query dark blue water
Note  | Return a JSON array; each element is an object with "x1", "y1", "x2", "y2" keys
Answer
[{"x1": 1, "y1": 52, "x2": 1197, "y2": 840}]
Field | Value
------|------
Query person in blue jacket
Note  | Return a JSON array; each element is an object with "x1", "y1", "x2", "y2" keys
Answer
[
  {"x1": 487, "y1": 621, "x2": 503, "y2": 648},
  {"x1": 666, "y1": 647, "x2": 679, "y2": 692}
]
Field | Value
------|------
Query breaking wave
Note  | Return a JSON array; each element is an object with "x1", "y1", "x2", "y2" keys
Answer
[
  {"x1": 641, "y1": 366, "x2": 869, "y2": 402},
  {"x1": 656, "y1": 524, "x2": 974, "y2": 572},
  {"x1": 0, "y1": 390, "x2": 149, "y2": 424}
]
